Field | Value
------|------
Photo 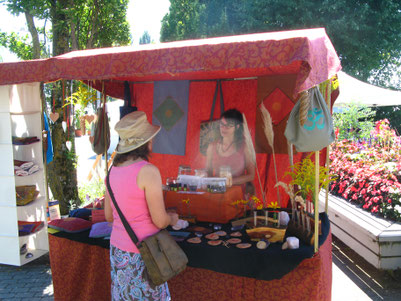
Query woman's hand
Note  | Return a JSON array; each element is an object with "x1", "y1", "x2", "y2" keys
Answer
[{"x1": 168, "y1": 212, "x2": 179, "y2": 226}]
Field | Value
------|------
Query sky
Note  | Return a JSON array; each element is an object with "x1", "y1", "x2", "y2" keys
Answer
[{"x1": 0, "y1": 0, "x2": 171, "y2": 62}]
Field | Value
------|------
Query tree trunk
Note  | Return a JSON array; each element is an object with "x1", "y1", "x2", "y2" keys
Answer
[
  {"x1": 86, "y1": 0, "x2": 100, "y2": 49},
  {"x1": 69, "y1": 0, "x2": 79, "y2": 51},
  {"x1": 48, "y1": 0, "x2": 79, "y2": 215},
  {"x1": 24, "y1": 11, "x2": 40, "y2": 59}
]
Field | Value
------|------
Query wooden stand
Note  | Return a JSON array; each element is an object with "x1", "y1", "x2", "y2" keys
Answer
[{"x1": 285, "y1": 216, "x2": 321, "y2": 246}]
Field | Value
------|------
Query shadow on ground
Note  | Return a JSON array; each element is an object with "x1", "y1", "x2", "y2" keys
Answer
[
  {"x1": 332, "y1": 235, "x2": 401, "y2": 301},
  {"x1": 0, "y1": 254, "x2": 53, "y2": 300}
]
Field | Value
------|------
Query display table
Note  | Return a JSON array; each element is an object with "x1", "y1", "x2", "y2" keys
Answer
[
  {"x1": 48, "y1": 213, "x2": 331, "y2": 301},
  {"x1": 163, "y1": 186, "x2": 244, "y2": 223}
]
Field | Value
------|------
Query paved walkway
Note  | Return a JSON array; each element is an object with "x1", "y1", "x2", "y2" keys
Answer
[{"x1": 0, "y1": 255, "x2": 53, "y2": 300}]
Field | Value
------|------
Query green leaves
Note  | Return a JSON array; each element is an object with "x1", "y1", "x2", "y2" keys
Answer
[
  {"x1": 285, "y1": 153, "x2": 334, "y2": 202},
  {"x1": 333, "y1": 102, "x2": 375, "y2": 141},
  {"x1": 161, "y1": 0, "x2": 401, "y2": 88}
]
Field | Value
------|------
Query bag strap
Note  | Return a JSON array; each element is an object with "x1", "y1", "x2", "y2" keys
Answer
[
  {"x1": 124, "y1": 81, "x2": 131, "y2": 107},
  {"x1": 209, "y1": 80, "x2": 225, "y2": 121},
  {"x1": 219, "y1": 80, "x2": 225, "y2": 114},
  {"x1": 106, "y1": 166, "x2": 140, "y2": 246}
]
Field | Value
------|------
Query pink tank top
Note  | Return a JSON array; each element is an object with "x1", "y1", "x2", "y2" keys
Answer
[
  {"x1": 211, "y1": 141, "x2": 246, "y2": 177},
  {"x1": 106, "y1": 160, "x2": 159, "y2": 253}
]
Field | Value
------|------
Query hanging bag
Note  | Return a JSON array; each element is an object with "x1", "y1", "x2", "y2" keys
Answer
[
  {"x1": 91, "y1": 90, "x2": 110, "y2": 155},
  {"x1": 120, "y1": 81, "x2": 137, "y2": 119},
  {"x1": 284, "y1": 86, "x2": 335, "y2": 152},
  {"x1": 199, "y1": 80, "x2": 225, "y2": 155},
  {"x1": 106, "y1": 168, "x2": 188, "y2": 287}
]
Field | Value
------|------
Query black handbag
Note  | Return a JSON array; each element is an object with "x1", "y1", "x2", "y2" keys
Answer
[
  {"x1": 106, "y1": 168, "x2": 188, "y2": 286},
  {"x1": 91, "y1": 93, "x2": 110, "y2": 155},
  {"x1": 199, "y1": 80, "x2": 225, "y2": 155}
]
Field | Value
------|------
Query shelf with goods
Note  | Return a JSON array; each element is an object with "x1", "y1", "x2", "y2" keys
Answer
[{"x1": 0, "y1": 83, "x2": 48, "y2": 266}]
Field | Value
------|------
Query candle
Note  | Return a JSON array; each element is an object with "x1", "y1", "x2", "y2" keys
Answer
[
  {"x1": 254, "y1": 211, "x2": 257, "y2": 227},
  {"x1": 277, "y1": 212, "x2": 280, "y2": 228},
  {"x1": 265, "y1": 210, "x2": 268, "y2": 226}
]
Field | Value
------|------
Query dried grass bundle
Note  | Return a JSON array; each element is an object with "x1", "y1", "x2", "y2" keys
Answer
[
  {"x1": 275, "y1": 181, "x2": 294, "y2": 201},
  {"x1": 260, "y1": 103, "x2": 274, "y2": 149},
  {"x1": 259, "y1": 103, "x2": 281, "y2": 206}
]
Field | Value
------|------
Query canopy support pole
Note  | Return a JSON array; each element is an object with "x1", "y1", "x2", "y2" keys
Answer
[{"x1": 314, "y1": 151, "x2": 319, "y2": 253}]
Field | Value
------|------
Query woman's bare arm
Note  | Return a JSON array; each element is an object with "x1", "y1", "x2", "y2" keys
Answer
[{"x1": 138, "y1": 164, "x2": 178, "y2": 229}]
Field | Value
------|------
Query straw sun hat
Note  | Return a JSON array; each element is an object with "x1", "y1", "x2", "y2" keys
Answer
[{"x1": 114, "y1": 111, "x2": 161, "y2": 154}]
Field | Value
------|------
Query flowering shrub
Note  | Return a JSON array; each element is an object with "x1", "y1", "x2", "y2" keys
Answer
[{"x1": 329, "y1": 119, "x2": 401, "y2": 221}]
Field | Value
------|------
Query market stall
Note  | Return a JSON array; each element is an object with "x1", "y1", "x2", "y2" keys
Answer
[
  {"x1": 48, "y1": 213, "x2": 331, "y2": 301},
  {"x1": 0, "y1": 27, "x2": 341, "y2": 300}
]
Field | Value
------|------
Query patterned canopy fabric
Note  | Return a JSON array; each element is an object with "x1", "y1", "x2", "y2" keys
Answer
[{"x1": 0, "y1": 28, "x2": 340, "y2": 98}]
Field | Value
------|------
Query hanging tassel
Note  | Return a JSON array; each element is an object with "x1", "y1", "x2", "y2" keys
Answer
[{"x1": 298, "y1": 90, "x2": 310, "y2": 127}]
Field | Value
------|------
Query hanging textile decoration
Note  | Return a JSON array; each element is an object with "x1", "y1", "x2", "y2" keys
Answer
[
  {"x1": 152, "y1": 80, "x2": 189, "y2": 156},
  {"x1": 43, "y1": 112, "x2": 54, "y2": 164},
  {"x1": 91, "y1": 82, "x2": 111, "y2": 155},
  {"x1": 284, "y1": 87, "x2": 335, "y2": 152}
]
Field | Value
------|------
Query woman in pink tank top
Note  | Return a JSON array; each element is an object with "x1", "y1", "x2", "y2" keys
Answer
[
  {"x1": 206, "y1": 108, "x2": 255, "y2": 194},
  {"x1": 104, "y1": 111, "x2": 178, "y2": 301}
]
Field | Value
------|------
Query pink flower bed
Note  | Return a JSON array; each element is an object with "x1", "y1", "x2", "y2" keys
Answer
[{"x1": 329, "y1": 119, "x2": 401, "y2": 221}]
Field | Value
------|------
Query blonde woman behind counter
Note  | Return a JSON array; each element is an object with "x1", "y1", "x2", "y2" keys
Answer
[
  {"x1": 206, "y1": 108, "x2": 255, "y2": 191},
  {"x1": 104, "y1": 111, "x2": 178, "y2": 301}
]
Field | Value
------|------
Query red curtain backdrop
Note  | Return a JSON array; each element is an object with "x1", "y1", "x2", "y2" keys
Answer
[{"x1": 134, "y1": 79, "x2": 304, "y2": 208}]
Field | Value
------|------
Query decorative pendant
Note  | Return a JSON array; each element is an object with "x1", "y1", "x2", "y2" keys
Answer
[
  {"x1": 49, "y1": 112, "x2": 59, "y2": 123},
  {"x1": 66, "y1": 141, "x2": 72, "y2": 151},
  {"x1": 62, "y1": 121, "x2": 67, "y2": 133}
]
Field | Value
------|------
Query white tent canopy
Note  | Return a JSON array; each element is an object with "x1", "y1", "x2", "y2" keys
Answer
[{"x1": 334, "y1": 71, "x2": 401, "y2": 107}]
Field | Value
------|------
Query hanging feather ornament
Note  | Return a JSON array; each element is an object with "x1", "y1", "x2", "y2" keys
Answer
[
  {"x1": 66, "y1": 140, "x2": 72, "y2": 151},
  {"x1": 62, "y1": 121, "x2": 67, "y2": 133},
  {"x1": 241, "y1": 113, "x2": 265, "y2": 206},
  {"x1": 260, "y1": 103, "x2": 281, "y2": 207}
]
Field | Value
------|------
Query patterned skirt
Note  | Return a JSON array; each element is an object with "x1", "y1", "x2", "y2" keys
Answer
[{"x1": 110, "y1": 244, "x2": 171, "y2": 301}]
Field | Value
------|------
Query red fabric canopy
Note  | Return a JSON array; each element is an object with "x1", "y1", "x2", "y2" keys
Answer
[{"x1": 0, "y1": 28, "x2": 340, "y2": 97}]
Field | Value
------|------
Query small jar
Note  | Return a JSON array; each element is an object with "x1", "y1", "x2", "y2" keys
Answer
[
  {"x1": 194, "y1": 169, "x2": 207, "y2": 178},
  {"x1": 178, "y1": 165, "x2": 191, "y2": 176},
  {"x1": 219, "y1": 166, "x2": 232, "y2": 187}
]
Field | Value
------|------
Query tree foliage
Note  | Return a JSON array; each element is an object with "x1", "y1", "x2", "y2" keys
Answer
[
  {"x1": 161, "y1": 0, "x2": 401, "y2": 89},
  {"x1": 333, "y1": 102, "x2": 376, "y2": 141},
  {"x1": 1, "y1": 0, "x2": 131, "y2": 214},
  {"x1": 139, "y1": 30, "x2": 151, "y2": 45},
  {"x1": 373, "y1": 106, "x2": 401, "y2": 136}
]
